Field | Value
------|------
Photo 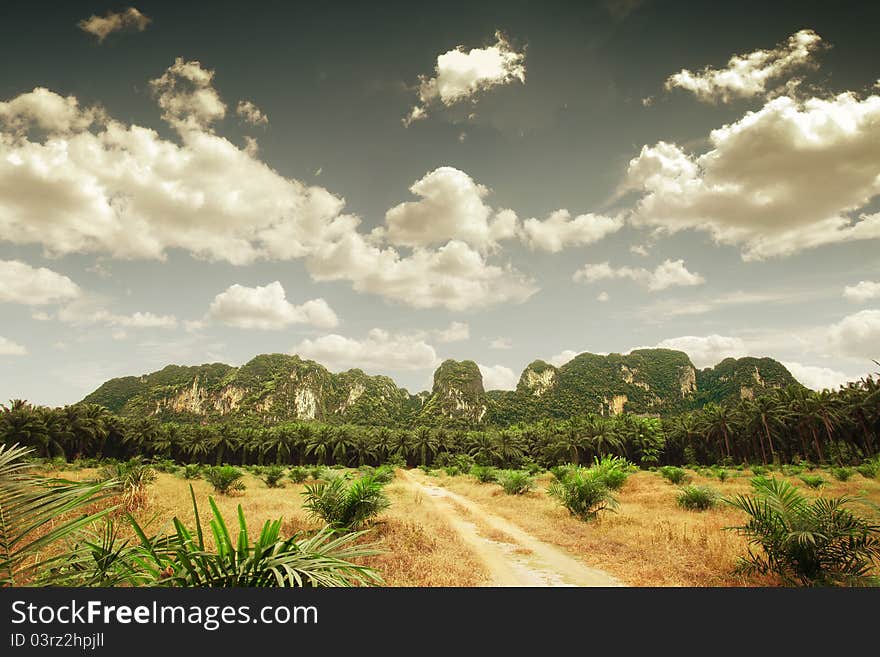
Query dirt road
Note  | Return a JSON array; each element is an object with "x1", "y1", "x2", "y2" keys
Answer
[{"x1": 399, "y1": 469, "x2": 623, "y2": 587}]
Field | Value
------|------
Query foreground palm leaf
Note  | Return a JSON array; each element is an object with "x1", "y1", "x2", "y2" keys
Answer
[
  {"x1": 128, "y1": 485, "x2": 383, "y2": 587},
  {"x1": 725, "y1": 476, "x2": 880, "y2": 586},
  {"x1": 0, "y1": 443, "x2": 117, "y2": 586}
]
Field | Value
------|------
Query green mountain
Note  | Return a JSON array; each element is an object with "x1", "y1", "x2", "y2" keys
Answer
[{"x1": 82, "y1": 350, "x2": 801, "y2": 427}]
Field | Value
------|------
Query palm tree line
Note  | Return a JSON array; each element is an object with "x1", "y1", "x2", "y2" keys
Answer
[{"x1": 2, "y1": 377, "x2": 878, "y2": 469}]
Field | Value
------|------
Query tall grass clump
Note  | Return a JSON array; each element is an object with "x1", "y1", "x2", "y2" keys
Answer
[
  {"x1": 659, "y1": 466, "x2": 689, "y2": 485},
  {"x1": 182, "y1": 464, "x2": 201, "y2": 480},
  {"x1": 301, "y1": 473, "x2": 390, "y2": 530},
  {"x1": 204, "y1": 465, "x2": 246, "y2": 495},
  {"x1": 288, "y1": 466, "x2": 309, "y2": 483},
  {"x1": 547, "y1": 469, "x2": 618, "y2": 522},
  {"x1": 726, "y1": 477, "x2": 880, "y2": 586},
  {"x1": 677, "y1": 485, "x2": 719, "y2": 511},
  {"x1": 100, "y1": 458, "x2": 156, "y2": 512},
  {"x1": 495, "y1": 470, "x2": 534, "y2": 495},
  {"x1": 856, "y1": 461, "x2": 878, "y2": 479}
]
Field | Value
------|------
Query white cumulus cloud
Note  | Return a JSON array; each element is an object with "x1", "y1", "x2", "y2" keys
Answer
[
  {"x1": 406, "y1": 31, "x2": 525, "y2": 125},
  {"x1": 573, "y1": 259, "x2": 704, "y2": 291},
  {"x1": 624, "y1": 91, "x2": 880, "y2": 260},
  {"x1": 433, "y1": 321, "x2": 469, "y2": 343},
  {"x1": 522, "y1": 210, "x2": 623, "y2": 253},
  {"x1": 646, "y1": 334, "x2": 748, "y2": 368},
  {"x1": 207, "y1": 281, "x2": 338, "y2": 330},
  {"x1": 781, "y1": 361, "x2": 851, "y2": 391},
  {"x1": 827, "y1": 309, "x2": 880, "y2": 360},
  {"x1": 664, "y1": 29, "x2": 825, "y2": 103},
  {"x1": 292, "y1": 329, "x2": 439, "y2": 371},
  {"x1": 236, "y1": 100, "x2": 268, "y2": 126},
  {"x1": 0, "y1": 260, "x2": 81, "y2": 305}
]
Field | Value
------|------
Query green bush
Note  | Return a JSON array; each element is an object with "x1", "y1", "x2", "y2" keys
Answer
[
  {"x1": 301, "y1": 473, "x2": 390, "y2": 530},
  {"x1": 288, "y1": 466, "x2": 309, "y2": 483},
  {"x1": 856, "y1": 462, "x2": 878, "y2": 479},
  {"x1": 659, "y1": 466, "x2": 689, "y2": 485},
  {"x1": 547, "y1": 469, "x2": 618, "y2": 521},
  {"x1": 750, "y1": 465, "x2": 769, "y2": 476},
  {"x1": 495, "y1": 470, "x2": 534, "y2": 495},
  {"x1": 443, "y1": 466, "x2": 461, "y2": 477},
  {"x1": 182, "y1": 464, "x2": 201, "y2": 480},
  {"x1": 261, "y1": 466, "x2": 286, "y2": 488},
  {"x1": 677, "y1": 485, "x2": 719, "y2": 511},
  {"x1": 470, "y1": 465, "x2": 497, "y2": 483},
  {"x1": 550, "y1": 463, "x2": 577, "y2": 482},
  {"x1": 799, "y1": 474, "x2": 825, "y2": 489},
  {"x1": 726, "y1": 477, "x2": 880, "y2": 586},
  {"x1": 152, "y1": 459, "x2": 179, "y2": 474},
  {"x1": 204, "y1": 465, "x2": 246, "y2": 495},
  {"x1": 363, "y1": 465, "x2": 395, "y2": 485},
  {"x1": 714, "y1": 469, "x2": 730, "y2": 482},
  {"x1": 100, "y1": 458, "x2": 156, "y2": 511},
  {"x1": 590, "y1": 455, "x2": 632, "y2": 491},
  {"x1": 831, "y1": 467, "x2": 854, "y2": 482}
]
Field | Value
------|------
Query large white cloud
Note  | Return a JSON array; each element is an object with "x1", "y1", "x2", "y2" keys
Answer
[
  {"x1": 478, "y1": 363, "x2": 517, "y2": 390},
  {"x1": 0, "y1": 336, "x2": 27, "y2": 356},
  {"x1": 77, "y1": 7, "x2": 151, "y2": 43},
  {"x1": 406, "y1": 31, "x2": 525, "y2": 125},
  {"x1": 827, "y1": 309, "x2": 880, "y2": 359},
  {"x1": 292, "y1": 329, "x2": 439, "y2": 371},
  {"x1": 207, "y1": 281, "x2": 338, "y2": 330},
  {"x1": 625, "y1": 92, "x2": 880, "y2": 260},
  {"x1": 573, "y1": 259, "x2": 704, "y2": 291},
  {"x1": 522, "y1": 210, "x2": 623, "y2": 253},
  {"x1": 664, "y1": 29, "x2": 825, "y2": 103},
  {"x1": 844, "y1": 280, "x2": 880, "y2": 303},
  {"x1": 382, "y1": 167, "x2": 517, "y2": 249},
  {"x1": 0, "y1": 260, "x2": 81, "y2": 305}
]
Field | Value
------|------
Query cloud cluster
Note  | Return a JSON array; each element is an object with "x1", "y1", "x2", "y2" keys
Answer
[
  {"x1": 489, "y1": 337, "x2": 513, "y2": 350},
  {"x1": 56, "y1": 298, "x2": 177, "y2": 329},
  {"x1": 573, "y1": 259, "x2": 704, "y2": 291},
  {"x1": 781, "y1": 361, "x2": 850, "y2": 391},
  {"x1": 149, "y1": 58, "x2": 227, "y2": 133},
  {"x1": 292, "y1": 328, "x2": 439, "y2": 372},
  {"x1": 664, "y1": 29, "x2": 825, "y2": 103},
  {"x1": 649, "y1": 334, "x2": 748, "y2": 368},
  {"x1": 827, "y1": 309, "x2": 880, "y2": 359},
  {"x1": 844, "y1": 280, "x2": 880, "y2": 302},
  {"x1": 0, "y1": 259, "x2": 81, "y2": 305},
  {"x1": 433, "y1": 321, "x2": 469, "y2": 343},
  {"x1": 206, "y1": 281, "x2": 338, "y2": 330},
  {"x1": 406, "y1": 32, "x2": 525, "y2": 125},
  {"x1": 78, "y1": 7, "x2": 151, "y2": 43},
  {"x1": 624, "y1": 92, "x2": 880, "y2": 260}
]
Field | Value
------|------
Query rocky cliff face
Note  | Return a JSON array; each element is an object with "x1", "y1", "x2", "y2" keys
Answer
[{"x1": 83, "y1": 350, "x2": 801, "y2": 427}]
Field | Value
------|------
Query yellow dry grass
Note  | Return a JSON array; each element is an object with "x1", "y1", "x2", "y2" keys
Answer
[{"x1": 430, "y1": 467, "x2": 880, "y2": 587}]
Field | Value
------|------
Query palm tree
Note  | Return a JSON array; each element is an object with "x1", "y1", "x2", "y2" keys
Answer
[
  {"x1": 467, "y1": 431, "x2": 499, "y2": 466},
  {"x1": 493, "y1": 430, "x2": 523, "y2": 468},
  {"x1": 350, "y1": 429, "x2": 377, "y2": 467},
  {"x1": 306, "y1": 426, "x2": 334, "y2": 466},
  {"x1": 743, "y1": 395, "x2": 781, "y2": 463},
  {"x1": 411, "y1": 426, "x2": 438, "y2": 466},
  {"x1": 698, "y1": 403, "x2": 737, "y2": 463}
]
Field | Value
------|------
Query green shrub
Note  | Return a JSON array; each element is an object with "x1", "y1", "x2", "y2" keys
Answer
[
  {"x1": 547, "y1": 470, "x2": 618, "y2": 521},
  {"x1": 550, "y1": 463, "x2": 577, "y2": 482},
  {"x1": 443, "y1": 466, "x2": 461, "y2": 477},
  {"x1": 495, "y1": 470, "x2": 534, "y2": 495},
  {"x1": 677, "y1": 485, "x2": 719, "y2": 511},
  {"x1": 726, "y1": 477, "x2": 880, "y2": 586},
  {"x1": 261, "y1": 466, "x2": 286, "y2": 488},
  {"x1": 301, "y1": 473, "x2": 390, "y2": 530},
  {"x1": 182, "y1": 464, "x2": 201, "y2": 480},
  {"x1": 659, "y1": 466, "x2": 689, "y2": 485},
  {"x1": 470, "y1": 465, "x2": 497, "y2": 483},
  {"x1": 714, "y1": 469, "x2": 730, "y2": 482},
  {"x1": 204, "y1": 465, "x2": 246, "y2": 495},
  {"x1": 831, "y1": 467, "x2": 854, "y2": 482},
  {"x1": 799, "y1": 474, "x2": 825, "y2": 489},
  {"x1": 750, "y1": 465, "x2": 769, "y2": 476},
  {"x1": 288, "y1": 466, "x2": 309, "y2": 483},
  {"x1": 590, "y1": 455, "x2": 632, "y2": 491},
  {"x1": 367, "y1": 465, "x2": 395, "y2": 485},
  {"x1": 308, "y1": 467, "x2": 323, "y2": 480},
  {"x1": 856, "y1": 462, "x2": 878, "y2": 479},
  {"x1": 100, "y1": 458, "x2": 156, "y2": 511},
  {"x1": 782, "y1": 465, "x2": 804, "y2": 477},
  {"x1": 152, "y1": 459, "x2": 179, "y2": 474}
]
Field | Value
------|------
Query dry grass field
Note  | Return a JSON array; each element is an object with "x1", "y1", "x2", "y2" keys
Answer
[{"x1": 36, "y1": 464, "x2": 880, "y2": 587}]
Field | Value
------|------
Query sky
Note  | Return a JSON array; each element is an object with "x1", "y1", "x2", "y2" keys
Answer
[{"x1": 1, "y1": 0, "x2": 879, "y2": 406}]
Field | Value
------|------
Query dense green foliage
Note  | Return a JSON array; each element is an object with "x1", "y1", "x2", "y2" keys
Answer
[
  {"x1": 204, "y1": 465, "x2": 246, "y2": 495},
  {"x1": 726, "y1": 477, "x2": 880, "y2": 585},
  {"x1": 548, "y1": 468, "x2": 619, "y2": 521},
  {"x1": 495, "y1": 469, "x2": 534, "y2": 495}
]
